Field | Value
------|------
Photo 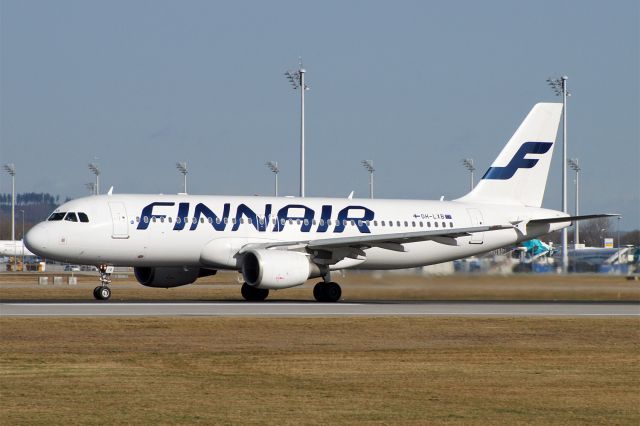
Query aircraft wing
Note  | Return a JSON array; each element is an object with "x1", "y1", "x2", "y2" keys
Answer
[{"x1": 239, "y1": 224, "x2": 514, "y2": 258}]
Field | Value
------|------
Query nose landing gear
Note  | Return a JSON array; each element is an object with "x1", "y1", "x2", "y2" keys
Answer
[{"x1": 93, "y1": 265, "x2": 113, "y2": 301}]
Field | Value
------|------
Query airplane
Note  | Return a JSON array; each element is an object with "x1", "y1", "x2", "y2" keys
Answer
[
  {"x1": 24, "y1": 103, "x2": 615, "y2": 301},
  {"x1": 0, "y1": 240, "x2": 36, "y2": 258}
]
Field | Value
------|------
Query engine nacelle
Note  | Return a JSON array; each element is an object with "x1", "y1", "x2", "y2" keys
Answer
[
  {"x1": 134, "y1": 266, "x2": 216, "y2": 288},
  {"x1": 242, "y1": 249, "x2": 320, "y2": 289}
]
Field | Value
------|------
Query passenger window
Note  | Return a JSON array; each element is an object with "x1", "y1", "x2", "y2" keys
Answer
[
  {"x1": 442, "y1": 222, "x2": 446, "y2": 228},
  {"x1": 176, "y1": 217, "x2": 181, "y2": 224},
  {"x1": 78, "y1": 213, "x2": 89, "y2": 223},
  {"x1": 184, "y1": 217, "x2": 189, "y2": 223},
  {"x1": 152, "y1": 217, "x2": 157, "y2": 223},
  {"x1": 232, "y1": 218, "x2": 236, "y2": 224},
  {"x1": 224, "y1": 218, "x2": 229, "y2": 224},
  {"x1": 216, "y1": 218, "x2": 221, "y2": 224},
  {"x1": 389, "y1": 221, "x2": 393, "y2": 227},
  {"x1": 247, "y1": 218, "x2": 252, "y2": 225},
  {"x1": 160, "y1": 217, "x2": 164, "y2": 223},
  {"x1": 144, "y1": 216, "x2": 149, "y2": 223},
  {"x1": 168, "y1": 217, "x2": 173, "y2": 223},
  {"x1": 297, "y1": 219, "x2": 301, "y2": 225},
  {"x1": 343, "y1": 220, "x2": 348, "y2": 226},
  {"x1": 450, "y1": 222, "x2": 454, "y2": 228},
  {"x1": 200, "y1": 217, "x2": 205, "y2": 224},
  {"x1": 412, "y1": 221, "x2": 416, "y2": 227},
  {"x1": 304, "y1": 219, "x2": 309, "y2": 226},
  {"x1": 374, "y1": 221, "x2": 378, "y2": 226},
  {"x1": 419, "y1": 221, "x2": 423, "y2": 227},
  {"x1": 397, "y1": 221, "x2": 401, "y2": 227},
  {"x1": 427, "y1": 222, "x2": 431, "y2": 227},
  {"x1": 404, "y1": 221, "x2": 408, "y2": 227},
  {"x1": 135, "y1": 216, "x2": 140, "y2": 223},
  {"x1": 64, "y1": 212, "x2": 78, "y2": 222},
  {"x1": 241, "y1": 218, "x2": 245, "y2": 224},
  {"x1": 434, "y1": 222, "x2": 438, "y2": 227}
]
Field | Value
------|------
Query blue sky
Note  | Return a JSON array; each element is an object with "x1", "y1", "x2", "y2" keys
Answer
[{"x1": 1, "y1": 0, "x2": 638, "y2": 230}]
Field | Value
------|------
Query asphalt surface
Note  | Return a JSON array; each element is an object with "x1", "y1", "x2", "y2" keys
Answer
[{"x1": 1, "y1": 301, "x2": 638, "y2": 317}]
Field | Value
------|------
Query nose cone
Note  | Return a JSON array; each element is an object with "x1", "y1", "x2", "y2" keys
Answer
[{"x1": 24, "y1": 223, "x2": 50, "y2": 257}]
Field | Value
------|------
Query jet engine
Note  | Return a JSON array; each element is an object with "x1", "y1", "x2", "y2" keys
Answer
[
  {"x1": 241, "y1": 249, "x2": 321, "y2": 289},
  {"x1": 134, "y1": 266, "x2": 216, "y2": 288}
]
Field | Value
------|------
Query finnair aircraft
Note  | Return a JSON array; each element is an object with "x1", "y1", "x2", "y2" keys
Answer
[
  {"x1": 24, "y1": 103, "x2": 612, "y2": 301},
  {"x1": 0, "y1": 240, "x2": 35, "y2": 258}
]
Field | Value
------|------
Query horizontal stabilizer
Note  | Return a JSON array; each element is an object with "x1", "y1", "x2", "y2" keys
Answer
[{"x1": 529, "y1": 213, "x2": 619, "y2": 225}]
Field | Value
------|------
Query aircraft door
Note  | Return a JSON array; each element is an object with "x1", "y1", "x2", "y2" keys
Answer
[
  {"x1": 467, "y1": 208, "x2": 484, "y2": 244},
  {"x1": 109, "y1": 202, "x2": 129, "y2": 239}
]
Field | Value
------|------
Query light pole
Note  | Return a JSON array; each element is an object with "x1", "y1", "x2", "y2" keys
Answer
[
  {"x1": 89, "y1": 163, "x2": 101, "y2": 195},
  {"x1": 285, "y1": 58, "x2": 309, "y2": 197},
  {"x1": 266, "y1": 161, "x2": 279, "y2": 196},
  {"x1": 3, "y1": 164, "x2": 15, "y2": 242},
  {"x1": 176, "y1": 162, "x2": 188, "y2": 193},
  {"x1": 462, "y1": 158, "x2": 476, "y2": 191},
  {"x1": 547, "y1": 75, "x2": 570, "y2": 273},
  {"x1": 361, "y1": 160, "x2": 375, "y2": 199},
  {"x1": 20, "y1": 209, "x2": 24, "y2": 271},
  {"x1": 568, "y1": 158, "x2": 580, "y2": 246}
]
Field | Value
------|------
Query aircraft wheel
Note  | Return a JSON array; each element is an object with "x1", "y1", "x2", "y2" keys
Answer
[
  {"x1": 313, "y1": 282, "x2": 341, "y2": 303},
  {"x1": 325, "y1": 282, "x2": 342, "y2": 302},
  {"x1": 95, "y1": 286, "x2": 111, "y2": 301},
  {"x1": 241, "y1": 283, "x2": 269, "y2": 301},
  {"x1": 313, "y1": 282, "x2": 327, "y2": 302}
]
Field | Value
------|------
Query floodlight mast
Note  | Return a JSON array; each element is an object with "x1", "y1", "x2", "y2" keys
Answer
[
  {"x1": 285, "y1": 58, "x2": 309, "y2": 197},
  {"x1": 462, "y1": 158, "x2": 476, "y2": 191},
  {"x1": 547, "y1": 75, "x2": 570, "y2": 273},
  {"x1": 176, "y1": 162, "x2": 188, "y2": 193},
  {"x1": 568, "y1": 158, "x2": 580, "y2": 246},
  {"x1": 361, "y1": 160, "x2": 375, "y2": 199},
  {"x1": 88, "y1": 163, "x2": 101, "y2": 195},
  {"x1": 266, "y1": 161, "x2": 279, "y2": 196},
  {"x1": 3, "y1": 163, "x2": 16, "y2": 241}
]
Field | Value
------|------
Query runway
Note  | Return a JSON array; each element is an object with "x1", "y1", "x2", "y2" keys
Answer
[{"x1": 1, "y1": 301, "x2": 638, "y2": 317}]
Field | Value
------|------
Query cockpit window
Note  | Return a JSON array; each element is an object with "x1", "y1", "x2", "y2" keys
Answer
[
  {"x1": 48, "y1": 212, "x2": 66, "y2": 221},
  {"x1": 78, "y1": 213, "x2": 89, "y2": 223},
  {"x1": 64, "y1": 212, "x2": 78, "y2": 222}
]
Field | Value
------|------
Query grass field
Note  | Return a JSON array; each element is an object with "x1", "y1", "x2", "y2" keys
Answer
[
  {"x1": 2, "y1": 273, "x2": 639, "y2": 423},
  {"x1": 1, "y1": 271, "x2": 639, "y2": 302},
  {"x1": 1, "y1": 316, "x2": 639, "y2": 424}
]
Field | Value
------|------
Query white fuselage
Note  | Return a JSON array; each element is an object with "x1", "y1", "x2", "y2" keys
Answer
[{"x1": 25, "y1": 194, "x2": 568, "y2": 270}]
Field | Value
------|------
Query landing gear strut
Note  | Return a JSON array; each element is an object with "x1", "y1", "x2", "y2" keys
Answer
[
  {"x1": 93, "y1": 265, "x2": 113, "y2": 301},
  {"x1": 241, "y1": 283, "x2": 269, "y2": 301},
  {"x1": 313, "y1": 272, "x2": 342, "y2": 303}
]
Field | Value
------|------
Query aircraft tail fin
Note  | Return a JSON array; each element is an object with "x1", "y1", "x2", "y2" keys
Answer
[{"x1": 457, "y1": 103, "x2": 563, "y2": 207}]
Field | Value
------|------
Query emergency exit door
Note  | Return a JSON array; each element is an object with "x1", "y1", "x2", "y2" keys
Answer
[{"x1": 467, "y1": 208, "x2": 484, "y2": 244}]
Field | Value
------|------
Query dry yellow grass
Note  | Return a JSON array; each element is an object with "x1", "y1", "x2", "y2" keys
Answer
[
  {"x1": 1, "y1": 271, "x2": 639, "y2": 301},
  {"x1": 1, "y1": 317, "x2": 639, "y2": 424}
]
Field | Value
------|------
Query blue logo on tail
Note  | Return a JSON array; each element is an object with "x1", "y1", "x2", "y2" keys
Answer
[{"x1": 482, "y1": 141, "x2": 553, "y2": 180}]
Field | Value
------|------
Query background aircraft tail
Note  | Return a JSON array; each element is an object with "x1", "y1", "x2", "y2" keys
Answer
[{"x1": 457, "y1": 103, "x2": 563, "y2": 207}]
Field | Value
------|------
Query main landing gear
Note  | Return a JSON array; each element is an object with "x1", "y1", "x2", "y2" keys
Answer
[
  {"x1": 313, "y1": 272, "x2": 342, "y2": 303},
  {"x1": 93, "y1": 265, "x2": 113, "y2": 301}
]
